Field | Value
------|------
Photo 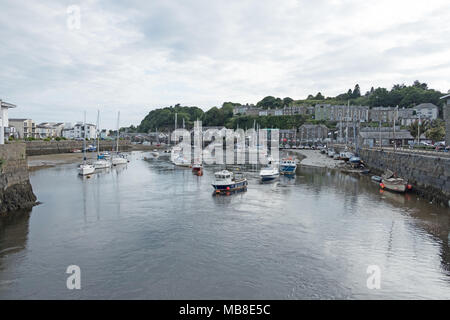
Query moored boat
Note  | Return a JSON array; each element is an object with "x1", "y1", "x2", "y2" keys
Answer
[
  {"x1": 380, "y1": 170, "x2": 412, "y2": 193},
  {"x1": 93, "y1": 159, "x2": 111, "y2": 169},
  {"x1": 192, "y1": 162, "x2": 203, "y2": 175},
  {"x1": 212, "y1": 170, "x2": 248, "y2": 194},
  {"x1": 280, "y1": 158, "x2": 297, "y2": 175},
  {"x1": 260, "y1": 166, "x2": 279, "y2": 181},
  {"x1": 349, "y1": 156, "x2": 361, "y2": 164},
  {"x1": 79, "y1": 163, "x2": 95, "y2": 175},
  {"x1": 371, "y1": 175, "x2": 382, "y2": 182}
]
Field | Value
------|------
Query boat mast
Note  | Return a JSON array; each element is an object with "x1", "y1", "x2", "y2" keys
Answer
[
  {"x1": 96, "y1": 109, "x2": 100, "y2": 158},
  {"x1": 83, "y1": 111, "x2": 87, "y2": 163},
  {"x1": 116, "y1": 111, "x2": 120, "y2": 153}
]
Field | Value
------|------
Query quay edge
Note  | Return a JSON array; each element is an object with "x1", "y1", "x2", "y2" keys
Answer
[{"x1": 0, "y1": 143, "x2": 37, "y2": 216}]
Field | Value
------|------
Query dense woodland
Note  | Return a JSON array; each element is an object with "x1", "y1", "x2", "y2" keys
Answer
[{"x1": 128, "y1": 81, "x2": 447, "y2": 135}]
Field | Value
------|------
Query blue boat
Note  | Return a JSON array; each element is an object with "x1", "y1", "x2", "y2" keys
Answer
[
  {"x1": 280, "y1": 158, "x2": 297, "y2": 175},
  {"x1": 212, "y1": 170, "x2": 248, "y2": 194}
]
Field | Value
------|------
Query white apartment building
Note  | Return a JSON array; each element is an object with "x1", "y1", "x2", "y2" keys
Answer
[
  {"x1": 36, "y1": 122, "x2": 66, "y2": 138},
  {"x1": 0, "y1": 99, "x2": 17, "y2": 143},
  {"x1": 62, "y1": 122, "x2": 97, "y2": 140},
  {"x1": 413, "y1": 103, "x2": 439, "y2": 120}
]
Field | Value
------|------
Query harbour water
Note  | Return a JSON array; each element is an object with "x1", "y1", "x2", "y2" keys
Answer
[{"x1": 0, "y1": 151, "x2": 449, "y2": 299}]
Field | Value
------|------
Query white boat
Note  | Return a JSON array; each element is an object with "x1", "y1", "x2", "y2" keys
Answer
[
  {"x1": 151, "y1": 149, "x2": 159, "y2": 157},
  {"x1": 260, "y1": 166, "x2": 279, "y2": 181},
  {"x1": 93, "y1": 159, "x2": 111, "y2": 169},
  {"x1": 112, "y1": 155, "x2": 128, "y2": 166},
  {"x1": 111, "y1": 111, "x2": 128, "y2": 166},
  {"x1": 339, "y1": 151, "x2": 354, "y2": 161},
  {"x1": 380, "y1": 169, "x2": 411, "y2": 193},
  {"x1": 78, "y1": 111, "x2": 95, "y2": 176},
  {"x1": 172, "y1": 155, "x2": 191, "y2": 167},
  {"x1": 212, "y1": 170, "x2": 247, "y2": 193},
  {"x1": 79, "y1": 163, "x2": 95, "y2": 175},
  {"x1": 94, "y1": 110, "x2": 112, "y2": 170}
]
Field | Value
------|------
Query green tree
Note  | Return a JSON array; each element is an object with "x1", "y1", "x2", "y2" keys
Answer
[
  {"x1": 352, "y1": 84, "x2": 361, "y2": 98},
  {"x1": 408, "y1": 119, "x2": 429, "y2": 140},
  {"x1": 257, "y1": 96, "x2": 283, "y2": 109},
  {"x1": 315, "y1": 92, "x2": 325, "y2": 100},
  {"x1": 282, "y1": 97, "x2": 294, "y2": 106}
]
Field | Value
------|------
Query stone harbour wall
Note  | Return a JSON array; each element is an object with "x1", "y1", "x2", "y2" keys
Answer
[
  {"x1": 25, "y1": 140, "x2": 131, "y2": 156},
  {"x1": 359, "y1": 148, "x2": 450, "y2": 207},
  {"x1": 0, "y1": 143, "x2": 37, "y2": 215}
]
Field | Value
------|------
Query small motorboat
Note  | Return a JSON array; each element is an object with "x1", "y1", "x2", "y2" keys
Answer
[
  {"x1": 327, "y1": 150, "x2": 335, "y2": 158},
  {"x1": 192, "y1": 163, "x2": 203, "y2": 176},
  {"x1": 280, "y1": 158, "x2": 297, "y2": 175},
  {"x1": 212, "y1": 170, "x2": 247, "y2": 194},
  {"x1": 151, "y1": 149, "x2": 159, "y2": 158},
  {"x1": 339, "y1": 152, "x2": 354, "y2": 161},
  {"x1": 380, "y1": 170, "x2": 412, "y2": 193},
  {"x1": 260, "y1": 166, "x2": 280, "y2": 181},
  {"x1": 349, "y1": 156, "x2": 361, "y2": 164},
  {"x1": 172, "y1": 155, "x2": 191, "y2": 167}
]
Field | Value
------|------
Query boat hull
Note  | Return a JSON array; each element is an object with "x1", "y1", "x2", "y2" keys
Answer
[
  {"x1": 280, "y1": 165, "x2": 297, "y2": 175},
  {"x1": 112, "y1": 157, "x2": 127, "y2": 165},
  {"x1": 381, "y1": 180, "x2": 407, "y2": 193},
  {"x1": 212, "y1": 180, "x2": 248, "y2": 193},
  {"x1": 78, "y1": 165, "x2": 95, "y2": 176},
  {"x1": 260, "y1": 174, "x2": 279, "y2": 181}
]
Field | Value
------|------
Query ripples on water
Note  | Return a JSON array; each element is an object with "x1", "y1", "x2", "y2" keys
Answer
[{"x1": 0, "y1": 151, "x2": 449, "y2": 299}]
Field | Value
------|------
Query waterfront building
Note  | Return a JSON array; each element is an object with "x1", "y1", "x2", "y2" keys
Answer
[
  {"x1": 368, "y1": 107, "x2": 397, "y2": 122},
  {"x1": 314, "y1": 104, "x2": 369, "y2": 122},
  {"x1": 62, "y1": 122, "x2": 96, "y2": 140},
  {"x1": 36, "y1": 122, "x2": 65, "y2": 138},
  {"x1": 279, "y1": 129, "x2": 297, "y2": 147},
  {"x1": 413, "y1": 103, "x2": 439, "y2": 120},
  {"x1": 0, "y1": 99, "x2": 17, "y2": 144},
  {"x1": 298, "y1": 124, "x2": 328, "y2": 143},
  {"x1": 359, "y1": 128, "x2": 426, "y2": 147},
  {"x1": 314, "y1": 104, "x2": 332, "y2": 121},
  {"x1": 9, "y1": 118, "x2": 38, "y2": 139},
  {"x1": 441, "y1": 94, "x2": 450, "y2": 145}
]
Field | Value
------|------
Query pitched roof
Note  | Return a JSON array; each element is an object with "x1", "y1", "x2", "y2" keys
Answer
[{"x1": 440, "y1": 94, "x2": 450, "y2": 99}]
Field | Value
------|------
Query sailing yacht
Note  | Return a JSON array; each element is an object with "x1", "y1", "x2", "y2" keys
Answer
[
  {"x1": 111, "y1": 111, "x2": 128, "y2": 166},
  {"x1": 78, "y1": 111, "x2": 95, "y2": 176},
  {"x1": 93, "y1": 110, "x2": 112, "y2": 169}
]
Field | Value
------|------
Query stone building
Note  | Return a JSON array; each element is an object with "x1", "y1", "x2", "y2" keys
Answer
[
  {"x1": 441, "y1": 94, "x2": 450, "y2": 145},
  {"x1": 413, "y1": 103, "x2": 439, "y2": 120},
  {"x1": 298, "y1": 124, "x2": 328, "y2": 143}
]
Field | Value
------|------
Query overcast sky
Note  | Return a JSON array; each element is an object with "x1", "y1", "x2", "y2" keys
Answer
[{"x1": 1, "y1": 0, "x2": 450, "y2": 129}]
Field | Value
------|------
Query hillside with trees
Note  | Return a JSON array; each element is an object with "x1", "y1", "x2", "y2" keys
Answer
[{"x1": 128, "y1": 80, "x2": 447, "y2": 133}]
